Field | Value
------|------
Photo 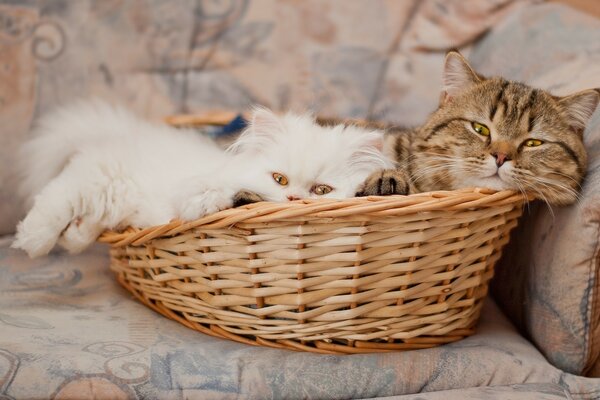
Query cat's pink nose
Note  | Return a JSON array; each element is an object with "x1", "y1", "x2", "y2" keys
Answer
[
  {"x1": 287, "y1": 195, "x2": 300, "y2": 201},
  {"x1": 492, "y1": 152, "x2": 510, "y2": 167}
]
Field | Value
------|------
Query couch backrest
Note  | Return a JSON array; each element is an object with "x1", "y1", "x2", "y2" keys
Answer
[{"x1": 0, "y1": 0, "x2": 529, "y2": 234}]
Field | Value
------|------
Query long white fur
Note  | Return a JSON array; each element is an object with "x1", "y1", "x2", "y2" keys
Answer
[{"x1": 13, "y1": 101, "x2": 392, "y2": 258}]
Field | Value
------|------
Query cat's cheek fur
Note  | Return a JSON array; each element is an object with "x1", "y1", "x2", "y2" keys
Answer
[{"x1": 480, "y1": 155, "x2": 500, "y2": 178}]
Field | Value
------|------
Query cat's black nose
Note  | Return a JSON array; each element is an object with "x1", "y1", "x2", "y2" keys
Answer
[
  {"x1": 287, "y1": 195, "x2": 300, "y2": 201},
  {"x1": 492, "y1": 152, "x2": 511, "y2": 167}
]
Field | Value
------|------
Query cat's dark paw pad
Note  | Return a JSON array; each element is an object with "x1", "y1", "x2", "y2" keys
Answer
[
  {"x1": 233, "y1": 190, "x2": 265, "y2": 207},
  {"x1": 356, "y1": 169, "x2": 410, "y2": 196}
]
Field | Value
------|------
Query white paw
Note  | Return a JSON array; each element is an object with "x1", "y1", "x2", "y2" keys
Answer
[
  {"x1": 12, "y1": 209, "x2": 103, "y2": 257},
  {"x1": 179, "y1": 189, "x2": 233, "y2": 221},
  {"x1": 12, "y1": 219, "x2": 61, "y2": 258}
]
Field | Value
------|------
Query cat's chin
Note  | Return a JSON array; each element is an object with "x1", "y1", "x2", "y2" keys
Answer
[{"x1": 460, "y1": 175, "x2": 512, "y2": 192}]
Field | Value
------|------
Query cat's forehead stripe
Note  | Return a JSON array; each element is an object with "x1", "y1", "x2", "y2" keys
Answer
[
  {"x1": 490, "y1": 81, "x2": 509, "y2": 121},
  {"x1": 525, "y1": 90, "x2": 539, "y2": 132},
  {"x1": 486, "y1": 82, "x2": 543, "y2": 139},
  {"x1": 502, "y1": 83, "x2": 528, "y2": 122},
  {"x1": 514, "y1": 88, "x2": 538, "y2": 129}
]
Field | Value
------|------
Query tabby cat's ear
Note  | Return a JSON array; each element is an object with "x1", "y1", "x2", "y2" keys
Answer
[
  {"x1": 441, "y1": 51, "x2": 481, "y2": 104},
  {"x1": 557, "y1": 89, "x2": 600, "y2": 134}
]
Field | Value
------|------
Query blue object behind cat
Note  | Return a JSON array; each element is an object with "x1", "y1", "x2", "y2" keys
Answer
[{"x1": 208, "y1": 114, "x2": 247, "y2": 138}]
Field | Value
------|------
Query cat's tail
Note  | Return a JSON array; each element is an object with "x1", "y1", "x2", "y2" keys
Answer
[{"x1": 17, "y1": 100, "x2": 146, "y2": 209}]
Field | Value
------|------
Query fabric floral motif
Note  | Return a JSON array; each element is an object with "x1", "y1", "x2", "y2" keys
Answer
[{"x1": 1, "y1": 1, "x2": 600, "y2": 398}]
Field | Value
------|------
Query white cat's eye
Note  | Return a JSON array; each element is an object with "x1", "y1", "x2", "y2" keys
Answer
[
  {"x1": 272, "y1": 172, "x2": 288, "y2": 186},
  {"x1": 312, "y1": 184, "x2": 333, "y2": 195},
  {"x1": 471, "y1": 122, "x2": 490, "y2": 137},
  {"x1": 523, "y1": 139, "x2": 543, "y2": 147}
]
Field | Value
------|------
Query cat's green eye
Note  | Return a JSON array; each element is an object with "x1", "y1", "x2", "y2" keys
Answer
[
  {"x1": 471, "y1": 122, "x2": 490, "y2": 137},
  {"x1": 312, "y1": 184, "x2": 333, "y2": 195},
  {"x1": 272, "y1": 172, "x2": 288, "y2": 186},
  {"x1": 523, "y1": 139, "x2": 543, "y2": 147}
]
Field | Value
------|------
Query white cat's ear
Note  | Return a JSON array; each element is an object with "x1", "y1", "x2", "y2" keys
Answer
[
  {"x1": 347, "y1": 127, "x2": 384, "y2": 152},
  {"x1": 558, "y1": 89, "x2": 600, "y2": 133},
  {"x1": 228, "y1": 106, "x2": 283, "y2": 154},
  {"x1": 348, "y1": 129, "x2": 389, "y2": 168},
  {"x1": 362, "y1": 131, "x2": 384, "y2": 152},
  {"x1": 441, "y1": 51, "x2": 481, "y2": 104},
  {"x1": 249, "y1": 107, "x2": 283, "y2": 132}
]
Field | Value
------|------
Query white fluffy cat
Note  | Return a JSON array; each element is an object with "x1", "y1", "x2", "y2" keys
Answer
[{"x1": 13, "y1": 101, "x2": 393, "y2": 258}]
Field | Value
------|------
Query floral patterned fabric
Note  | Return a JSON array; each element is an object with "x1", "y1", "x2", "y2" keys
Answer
[
  {"x1": 2, "y1": 1, "x2": 600, "y2": 398},
  {"x1": 378, "y1": 383, "x2": 572, "y2": 400},
  {"x1": 1, "y1": 239, "x2": 599, "y2": 400}
]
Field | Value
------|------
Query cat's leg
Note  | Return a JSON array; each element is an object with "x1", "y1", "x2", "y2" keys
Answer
[
  {"x1": 13, "y1": 172, "x2": 87, "y2": 257},
  {"x1": 55, "y1": 167, "x2": 134, "y2": 253},
  {"x1": 13, "y1": 159, "x2": 131, "y2": 257},
  {"x1": 232, "y1": 190, "x2": 264, "y2": 207},
  {"x1": 356, "y1": 169, "x2": 412, "y2": 196}
]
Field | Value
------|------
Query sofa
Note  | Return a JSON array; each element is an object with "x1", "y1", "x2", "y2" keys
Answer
[{"x1": 1, "y1": 1, "x2": 600, "y2": 399}]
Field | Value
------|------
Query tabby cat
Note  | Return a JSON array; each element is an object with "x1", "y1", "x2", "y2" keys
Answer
[{"x1": 357, "y1": 51, "x2": 599, "y2": 206}]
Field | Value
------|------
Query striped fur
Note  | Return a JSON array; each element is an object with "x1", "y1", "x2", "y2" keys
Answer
[{"x1": 360, "y1": 52, "x2": 599, "y2": 206}]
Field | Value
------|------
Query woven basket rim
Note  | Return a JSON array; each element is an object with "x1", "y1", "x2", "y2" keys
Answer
[{"x1": 99, "y1": 188, "x2": 529, "y2": 247}]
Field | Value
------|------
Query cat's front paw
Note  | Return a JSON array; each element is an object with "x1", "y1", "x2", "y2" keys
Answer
[
  {"x1": 179, "y1": 189, "x2": 233, "y2": 221},
  {"x1": 12, "y1": 215, "x2": 62, "y2": 258},
  {"x1": 57, "y1": 216, "x2": 104, "y2": 254},
  {"x1": 356, "y1": 169, "x2": 410, "y2": 196},
  {"x1": 233, "y1": 190, "x2": 264, "y2": 207}
]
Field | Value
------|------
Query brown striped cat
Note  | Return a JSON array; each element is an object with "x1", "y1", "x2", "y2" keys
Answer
[{"x1": 357, "y1": 51, "x2": 599, "y2": 206}]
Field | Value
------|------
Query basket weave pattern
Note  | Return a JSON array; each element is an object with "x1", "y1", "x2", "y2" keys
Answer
[{"x1": 101, "y1": 188, "x2": 525, "y2": 354}]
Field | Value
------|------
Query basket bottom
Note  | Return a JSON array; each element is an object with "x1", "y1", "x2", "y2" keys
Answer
[{"x1": 116, "y1": 274, "x2": 480, "y2": 355}]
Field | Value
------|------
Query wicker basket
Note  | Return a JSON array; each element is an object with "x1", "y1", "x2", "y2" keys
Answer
[{"x1": 99, "y1": 113, "x2": 528, "y2": 354}]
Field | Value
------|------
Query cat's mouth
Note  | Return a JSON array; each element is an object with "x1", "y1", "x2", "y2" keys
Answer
[{"x1": 473, "y1": 159, "x2": 515, "y2": 188}]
